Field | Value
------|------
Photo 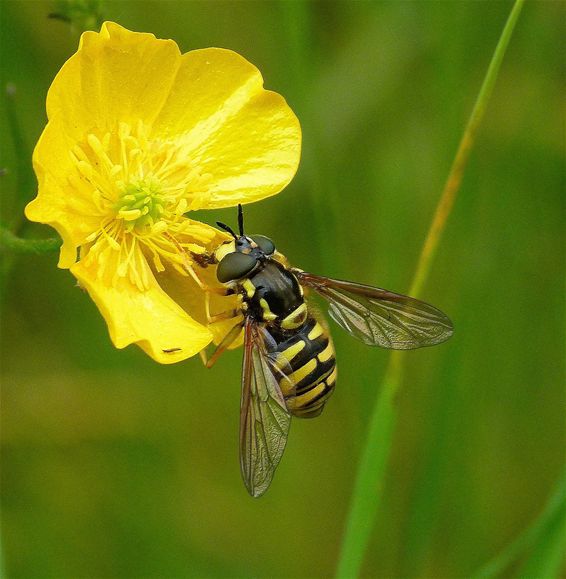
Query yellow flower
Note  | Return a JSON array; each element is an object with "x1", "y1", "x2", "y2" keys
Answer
[{"x1": 25, "y1": 21, "x2": 301, "y2": 363}]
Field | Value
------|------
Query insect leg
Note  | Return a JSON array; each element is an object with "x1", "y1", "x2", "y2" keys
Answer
[
  {"x1": 199, "y1": 350, "x2": 208, "y2": 366},
  {"x1": 176, "y1": 249, "x2": 234, "y2": 325},
  {"x1": 173, "y1": 244, "x2": 232, "y2": 323},
  {"x1": 207, "y1": 308, "x2": 240, "y2": 324},
  {"x1": 205, "y1": 290, "x2": 242, "y2": 326},
  {"x1": 164, "y1": 231, "x2": 225, "y2": 295},
  {"x1": 202, "y1": 321, "x2": 244, "y2": 369}
]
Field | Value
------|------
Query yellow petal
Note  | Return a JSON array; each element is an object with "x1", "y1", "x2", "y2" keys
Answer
[
  {"x1": 152, "y1": 48, "x2": 302, "y2": 209},
  {"x1": 25, "y1": 177, "x2": 88, "y2": 269},
  {"x1": 71, "y1": 256, "x2": 213, "y2": 364},
  {"x1": 26, "y1": 120, "x2": 103, "y2": 268},
  {"x1": 46, "y1": 22, "x2": 181, "y2": 135}
]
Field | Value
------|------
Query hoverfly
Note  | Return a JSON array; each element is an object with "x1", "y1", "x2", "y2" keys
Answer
[{"x1": 192, "y1": 205, "x2": 453, "y2": 497}]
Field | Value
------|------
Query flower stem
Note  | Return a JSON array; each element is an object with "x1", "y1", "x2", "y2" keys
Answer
[
  {"x1": 409, "y1": 0, "x2": 526, "y2": 299},
  {"x1": 335, "y1": 1, "x2": 526, "y2": 577},
  {"x1": 4, "y1": 83, "x2": 36, "y2": 234},
  {"x1": 0, "y1": 227, "x2": 61, "y2": 254}
]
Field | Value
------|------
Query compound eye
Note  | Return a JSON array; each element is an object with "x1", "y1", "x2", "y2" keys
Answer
[
  {"x1": 251, "y1": 235, "x2": 275, "y2": 255},
  {"x1": 217, "y1": 252, "x2": 258, "y2": 283}
]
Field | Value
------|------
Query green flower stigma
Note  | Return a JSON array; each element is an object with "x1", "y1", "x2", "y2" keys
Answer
[{"x1": 116, "y1": 180, "x2": 165, "y2": 232}]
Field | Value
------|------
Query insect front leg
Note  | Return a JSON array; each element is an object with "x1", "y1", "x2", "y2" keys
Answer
[
  {"x1": 204, "y1": 285, "x2": 242, "y2": 323},
  {"x1": 200, "y1": 293, "x2": 244, "y2": 368},
  {"x1": 181, "y1": 245, "x2": 244, "y2": 366},
  {"x1": 198, "y1": 286, "x2": 241, "y2": 367},
  {"x1": 200, "y1": 321, "x2": 244, "y2": 369},
  {"x1": 183, "y1": 249, "x2": 235, "y2": 323}
]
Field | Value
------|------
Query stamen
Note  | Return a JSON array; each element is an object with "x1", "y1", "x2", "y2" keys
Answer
[
  {"x1": 118, "y1": 209, "x2": 143, "y2": 221},
  {"x1": 152, "y1": 221, "x2": 168, "y2": 235},
  {"x1": 72, "y1": 120, "x2": 213, "y2": 291},
  {"x1": 100, "y1": 226, "x2": 121, "y2": 250}
]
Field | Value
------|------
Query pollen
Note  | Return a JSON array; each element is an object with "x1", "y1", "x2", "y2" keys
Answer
[
  {"x1": 116, "y1": 180, "x2": 165, "y2": 231},
  {"x1": 69, "y1": 121, "x2": 215, "y2": 290}
]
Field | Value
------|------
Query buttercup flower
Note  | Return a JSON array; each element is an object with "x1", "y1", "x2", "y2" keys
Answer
[{"x1": 25, "y1": 22, "x2": 301, "y2": 363}]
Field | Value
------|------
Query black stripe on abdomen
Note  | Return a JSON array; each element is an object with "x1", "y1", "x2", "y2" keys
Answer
[{"x1": 273, "y1": 315, "x2": 337, "y2": 418}]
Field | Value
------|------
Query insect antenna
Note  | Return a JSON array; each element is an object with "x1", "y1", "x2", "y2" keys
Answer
[
  {"x1": 238, "y1": 204, "x2": 245, "y2": 236},
  {"x1": 216, "y1": 221, "x2": 237, "y2": 239}
]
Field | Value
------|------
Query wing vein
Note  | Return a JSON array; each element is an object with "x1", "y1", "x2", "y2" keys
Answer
[{"x1": 294, "y1": 271, "x2": 453, "y2": 349}]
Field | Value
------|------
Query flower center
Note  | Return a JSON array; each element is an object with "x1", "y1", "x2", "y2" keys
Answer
[
  {"x1": 116, "y1": 179, "x2": 165, "y2": 232},
  {"x1": 70, "y1": 121, "x2": 216, "y2": 290}
]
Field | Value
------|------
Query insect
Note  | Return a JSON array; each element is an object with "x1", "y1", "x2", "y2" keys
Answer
[{"x1": 192, "y1": 205, "x2": 453, "y2": 497}]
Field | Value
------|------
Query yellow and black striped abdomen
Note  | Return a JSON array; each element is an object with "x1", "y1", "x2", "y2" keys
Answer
[{"x1": 274, "y1": 316, "x2": 337, "y2": 419}]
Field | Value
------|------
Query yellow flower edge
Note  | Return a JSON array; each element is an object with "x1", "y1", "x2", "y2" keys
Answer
[
  {"x1": 72, "y1": 259, "x2": 213, "y2": 364},
  {"x1": 25, "y1": 21, "x2": 301, "y2": 363}
]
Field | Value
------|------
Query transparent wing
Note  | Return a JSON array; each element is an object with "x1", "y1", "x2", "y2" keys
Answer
[
  {"x1": 293, "y1": 270, "x2": 453, "y2": 349},
  {"x1": 240, "y1": 317, "x2": 293, "y2": 498}
]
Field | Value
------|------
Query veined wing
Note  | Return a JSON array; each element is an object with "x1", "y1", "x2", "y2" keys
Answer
[
  {"x1": 240, "y1": 317, "x2": 293, "y2": 498},
  {"x1": 293, "y1": 271, "x2": 453, "y2": 350}
]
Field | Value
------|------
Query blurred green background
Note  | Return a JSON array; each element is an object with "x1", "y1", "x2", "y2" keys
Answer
[{"x1": 1, "y1": 1, "x2": 564, "y2": 578}]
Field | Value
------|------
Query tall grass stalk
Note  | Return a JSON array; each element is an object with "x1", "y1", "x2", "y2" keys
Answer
[
  {"x1": 335, "y1": 1, "x2": 526, "y2": 576},
  {"x1": 472, "y1": 469, "x2": 566, "y2": 579}
]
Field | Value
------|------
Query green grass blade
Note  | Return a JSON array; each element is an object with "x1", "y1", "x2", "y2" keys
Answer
[
  {"x1": 336, "y1": 359, "x2": 401, "y2": 578},
  {"x1": 335, "y1": 1, "x2": 526, "y2": 576},
  {"x1": 472, "y1": 470, "x2": 566, "y2": 579},
  {"x1": 408, "y1": 0, "x2": 527, "y2": 299},
  {"x1": 518, "y1": 507, "x2": 566, "y2": 579}
]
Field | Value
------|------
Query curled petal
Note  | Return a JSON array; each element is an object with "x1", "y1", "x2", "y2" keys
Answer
[
  {"x1": 72, "y1": 257, "x2": 213, "y2": 364},
  {"x1": 155, "y1": 225, "x2": 243, "y2": 351}
]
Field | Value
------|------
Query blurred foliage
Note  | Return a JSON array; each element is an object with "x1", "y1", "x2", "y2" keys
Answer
[
  {"x1": 0, "y1": 1, "x2": 564, "y2": 578},
  {"x1": 48, "y1": 0, "x2": 104, "y2": 34}
]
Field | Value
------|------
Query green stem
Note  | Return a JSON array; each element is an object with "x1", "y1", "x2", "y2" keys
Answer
[
  {"x1": 336, "y1": 355, "x2": 403, "y2": 577},
  {"x1": 410, "y1": 0, "x2": 525, "y2": 298},
  {"x1": 335, "y1": 1, "x2": 526, "y2": 577},
  {"x1": 0, "y1": 227, "x2": 61, "y2": 254},
  {"x1": 471, "y1": 469, "x2": 566, "y2": 579}
]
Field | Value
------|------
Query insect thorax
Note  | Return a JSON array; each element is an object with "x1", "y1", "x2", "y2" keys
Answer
[{"x1": 238, "y1": 261, "x2": 306, "y2": 331}]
